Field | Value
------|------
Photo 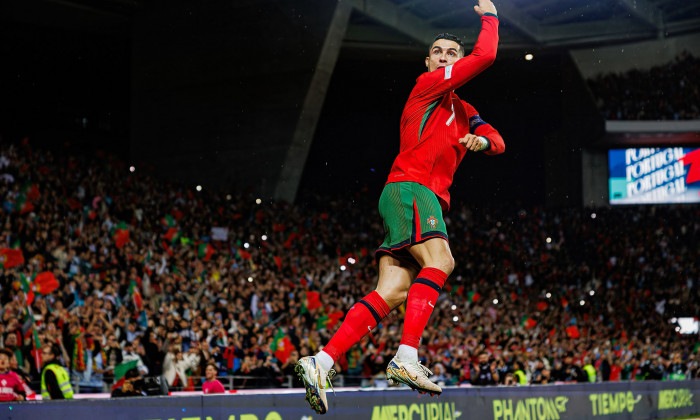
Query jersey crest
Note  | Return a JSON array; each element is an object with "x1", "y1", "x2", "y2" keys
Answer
[{"x1": 426, "y1": 216, "x2": 438, "y2": 229}]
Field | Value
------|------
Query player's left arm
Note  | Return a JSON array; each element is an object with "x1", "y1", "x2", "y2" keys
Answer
[{"x1": 458, "y1": 102, "x2": 505, "y2": 155}]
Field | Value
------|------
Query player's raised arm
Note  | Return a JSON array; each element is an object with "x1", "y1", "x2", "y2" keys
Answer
[
  {"x1": 474, "y1": 0, "x2": 498, "y2": 17},
  {"x1": 416, "y1": 0, "x2": 499, "y2": 98}
]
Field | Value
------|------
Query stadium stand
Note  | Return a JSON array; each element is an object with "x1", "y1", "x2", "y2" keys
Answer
[{"x1": 0, "y1": 140, "x2": 698, "y2": 399}]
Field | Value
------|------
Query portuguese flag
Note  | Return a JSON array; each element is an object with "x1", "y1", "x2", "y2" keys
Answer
[
  {"x1": 1, "y1": 248, "x2": 24, "y2": 269},
  {"x1": 111, "y1": 360, "x2": 139, "y2": 391},
  {"x1": 128, "y1": 279, "x2": 143, "y2": 311},
  {"x1": 198, "y1": 243, "x2": 215, "y2": 261},
  {"x1": 270, "y1": 328, "x2": 295, "y2": 363}
]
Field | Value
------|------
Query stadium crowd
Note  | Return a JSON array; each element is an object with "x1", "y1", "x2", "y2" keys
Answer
[
  {"x1": 0, "y1": 140, "x2": 698, "y2": 400},
  {"x1": 587, "y1": 51, "x2": 700, "y2": 120}
]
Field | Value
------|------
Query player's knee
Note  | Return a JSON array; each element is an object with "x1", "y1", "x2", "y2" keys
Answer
[
  {"x1": 435, "y1": 255, "x2": 454, "y2": 276},
  {"x1": 379, "y1": 287, "x2": 409, "y2": 309}
]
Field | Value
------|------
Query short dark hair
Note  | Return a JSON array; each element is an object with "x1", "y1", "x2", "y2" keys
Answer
[
  {"x1": 0, "y1": 348, "x2": 13, "y2": 359},
  {"x1": 42, "y1": 343, "x2": 60, "y2": 359},
  {"x1": 430, "y1": 33, "x2": 465, "y2": 56}
]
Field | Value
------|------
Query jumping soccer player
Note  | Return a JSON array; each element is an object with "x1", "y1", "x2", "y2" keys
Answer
[{"x1": 296, "y1": 0, "x2": 504, "y2": 414}]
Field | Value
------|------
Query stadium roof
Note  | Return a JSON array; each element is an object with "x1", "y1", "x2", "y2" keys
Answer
[
  {"x1": 344, "y1": 0, "x2": 700, "y2": 53},
  {"x1": 5, "y1": 0, "x2": 700, "y2": 53}
]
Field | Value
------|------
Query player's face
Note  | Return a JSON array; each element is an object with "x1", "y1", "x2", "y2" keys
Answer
[
  {"x1": 0, "y1": 354, "x2": 9, "y2": 371},
  {"x1": 425, "y1": 39, "x2": 462, "y2": 72},
  {"x1": 205, "y1": 364, "x2": 217, "y2": 380}
]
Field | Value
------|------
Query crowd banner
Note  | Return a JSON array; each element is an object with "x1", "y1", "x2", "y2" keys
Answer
[{"x1": 7, "y1": 380, "x2": 698, "y2": 420}]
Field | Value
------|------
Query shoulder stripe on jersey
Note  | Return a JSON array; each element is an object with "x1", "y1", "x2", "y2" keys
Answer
[{"x1": 418, "y1": 100, "x2": 440, "y2": 140}]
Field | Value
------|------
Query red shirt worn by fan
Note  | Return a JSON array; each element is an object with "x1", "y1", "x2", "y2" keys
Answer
[
  {"x1": 386, "y1": 15, "x2": 504, "y2": 211},
  {"x1": 0, "y1": 371, "x2": 35, "y2": 401}
]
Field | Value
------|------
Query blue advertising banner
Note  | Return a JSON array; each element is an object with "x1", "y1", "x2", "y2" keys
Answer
[{"x1": 5, "y1": 380, "x2": 699, "y2": 420}]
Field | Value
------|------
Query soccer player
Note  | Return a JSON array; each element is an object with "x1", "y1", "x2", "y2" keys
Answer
[{"x1": 296, "y1": 0, "x2": 504, "y2": 414}]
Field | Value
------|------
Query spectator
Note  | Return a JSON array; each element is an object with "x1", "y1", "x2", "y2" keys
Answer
[
  {"x1": 122, "y1": 341, "x2": 149, "y2": 376},
  {"x1": 202, "y1": 363, "x2": 225, "y2": 394},
  {"x1": 0, "y1": 140, "x2": 697, "y2": 396},
  {"x1": 551, "y1": 352, "x2": 586, "y2": 383},
  {"x1": 40, "y1": 344, "x2": 73, "y2": 399},
  {"x1": 666, "y1": 352, "x2": 687, "y2": 380},
  {"x1": 470, "y1": 351, "x2": 499, "y2": 385},
  {"x1": 162, "y1": 346, "x2": 199, "y2": 388},
  {"x1": 111, "y1": 368, "x2": 146, "y2": 397},
  {"x1": 588, "y1": 52, "x2": 700, "y2": 120},
  {"x1": 0, "y1": 348, "x2": 34, "y2": 401}
]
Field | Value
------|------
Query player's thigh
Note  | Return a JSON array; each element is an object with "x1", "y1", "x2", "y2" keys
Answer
[
  {"x1": 407, "y1": 237, "x2": 455, "y2": 274},
  {"x1": 375, "y1": 254, "x2": 418, "y2": 308}
]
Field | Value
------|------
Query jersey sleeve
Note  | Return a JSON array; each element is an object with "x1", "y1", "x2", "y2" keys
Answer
[
  {"x1": 465, "y1": 102, "x2": 505, "y2": 155},
  {"x1": 414, "y1": 15, "x2": 499, "y2": 100},
  {"x1": 11, "y1": 373, "x2": 35, "y2": 399}
]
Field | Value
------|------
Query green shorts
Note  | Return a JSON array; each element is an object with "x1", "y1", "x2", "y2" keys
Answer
[{"x1": 376, "y1": 182, "x2": 448, "y2": 266}]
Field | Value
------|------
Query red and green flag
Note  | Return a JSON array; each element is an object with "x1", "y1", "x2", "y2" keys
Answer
[
  {"x1": 1, "y1": 248, "x2": 24, "y2": 269},
  {"x1": 31, "y1": 325, "x2": 41, "y2": 372},
  {"x1": 164, "y1": 227, "x2": 180, "y2": 243},
  {"x1": 520, "y1": 316, "x2": 537, "y2": 329},
  {"x1": 198, "y1": 243, "x2": 215, "y2": 261},
  {"x1": 128, "y1": 279, "x2": 143, "y2": 311},
  {"x1": 34, "y1": 271, "x2": 60, "y2": 295},
  {"x1": 315, "y1": 314, "x2": 329, "y2": 331},
  {"x1": 270, "y1": 328, "x2": 296, "y2": 363},
  {"x1": 19, "y1": 273, "x2": 35, "y2": 305},
  {"x1": 111, "y1": 360, "x2": 139, "y2": 391},
  {"x1": 112, "y1": 222, "x2": 130, "y2": 249},
  {"x1": 161, "y1": 214, "x2": 176, "y2": 228}
]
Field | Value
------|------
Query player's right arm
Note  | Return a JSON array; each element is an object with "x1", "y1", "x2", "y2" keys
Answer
[{"x1": 416, "y1": 0, "x2": 499, "y2": 98}]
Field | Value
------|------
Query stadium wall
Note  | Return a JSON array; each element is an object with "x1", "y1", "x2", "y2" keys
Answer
[{"x1": 9, "y1": 380, "x2": 699, "y2": 420}]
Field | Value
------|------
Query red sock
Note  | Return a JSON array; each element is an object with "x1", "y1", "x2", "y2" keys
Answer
[
  {"x1": 322, "y1": 291, "x2": 391, "y2": 362},
  {"x1": 400, "y1": 267, "x2": 448, "y2": 348}
]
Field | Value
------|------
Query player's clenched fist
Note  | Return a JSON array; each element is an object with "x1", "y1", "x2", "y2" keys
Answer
[
  {"x1": 474, "y1": 0, "x2": 497, "y2": 16},
  {"x1": 459, "y1": 134, "x2": 489, "y2": 151}
]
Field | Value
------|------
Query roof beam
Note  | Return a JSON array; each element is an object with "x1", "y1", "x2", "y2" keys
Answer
[
  {"x1": 665, "y1": 17, "x2": 700, "y2": 35},
  {"x1": 351, "y1": 0, "x2": 436, "y2": 45},
  {"x1": 665, "y1": 3, "x2": 700, "y2": 21},
  {"x1": 491, "y1": 1, "x2": 543, "y2": 42},
  {"x1": 618, "y1": 0, "x2": 663, "y2": 29},
  {"x1": 541, "y1": 19, "x2": 656, "y2": 46}
]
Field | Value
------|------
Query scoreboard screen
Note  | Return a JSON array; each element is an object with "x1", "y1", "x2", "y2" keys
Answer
[{"x1": 608, "y1": 147, "x2": 700, "y2": 204}]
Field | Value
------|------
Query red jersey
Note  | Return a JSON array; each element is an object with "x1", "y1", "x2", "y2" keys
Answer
[
  {"x1": 0, "y1": 371, "x2": 35, "y2": 401},
  {"x1": 202, "y1": 379, "x2": 226, "y2": 394},
  {"x1": 386, "y1": 15, "x2": 504, "y2": 211}
]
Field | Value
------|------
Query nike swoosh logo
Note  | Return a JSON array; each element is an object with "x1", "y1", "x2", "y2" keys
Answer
[
  {"x1": 428, "y1": 301, "x2": 435, "y2": 308},
  {"x1": 367, "y1": 326, "x2": 372, "y2": 332}
]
